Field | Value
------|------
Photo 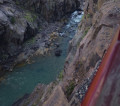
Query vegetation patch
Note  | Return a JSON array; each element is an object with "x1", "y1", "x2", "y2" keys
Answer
[
  {"x1": 10, "y1": 17, "x2": 16, "y2": 24},
  {"x1": 15, "y1": 1, "x2": 20, "y2": 5},
  {"x1": 86, "y1": 13, "x2": 91, "y2": 18},
  {"x1": 24, "y1": 12, "x2": 37, "y2": 23},
  {"x1": 82, "y1": 27, "x2": 90, "y2": 39},
  {"x1": 77, "y1": 27, "x2": 91, "y2": 48},
  {"x1": 66, "y1": 81, "x2": 75, "y2": 97},
  {"x1": 24, "y1": 37, "x2": 36, "y2": 45},
  {"x1": 81, "y1": 15, "x2": 84, "y2": 20},
  {"x1": 58, "y1": 70, "x2": 64, "y2": 81},
  {"x1": 2, "y1": 54, "x2": 9, "y2": 60}
]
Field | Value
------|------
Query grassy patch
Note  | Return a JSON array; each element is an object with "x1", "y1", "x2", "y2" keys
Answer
[
  {"x1": 86, "y1": 13, "x2": 91, "y2": 18},
  {"x1": 25, "y1": 37, "x2": 36, "y2": 45},
  {"x1": 58, "y1": 70, "x2": 64, "y2": 81},
  {"x1": 24, "y1": 13, "x2": 33, "y2": 22},
  {"x1": 2, "y1": 54, "x2": 8, "y2": 60},
  {"x1": 86, "y1": 13, "x2": 92, "y2": 19},
  {"x1": 15, "y1": 1, "x2": 20, "y2": 5},
  {"x1": 66, "y1": 81, "x2": 75, "y2": 97},
  {"x1": 81, "y1": 15, "x2": 84, "y2": 20},
  {"x1": 82, "y1": 27, "x2": 90, "y2": 39},
  {"x1": 24, "y1": 12, "x2": 37, "y2": 23}
]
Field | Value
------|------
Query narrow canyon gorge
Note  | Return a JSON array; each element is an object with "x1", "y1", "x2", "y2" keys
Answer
[{"x1": 0, "y1": 0, "x2": 120, "y2": 106}]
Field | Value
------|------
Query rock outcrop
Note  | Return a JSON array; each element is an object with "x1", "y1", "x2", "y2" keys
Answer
[
  {"x1": 43, "y1": 85, "x2": 69, "y2": 106},
  {"x1": 0, "y1": 0, "x2": 39, "y2": 75}
]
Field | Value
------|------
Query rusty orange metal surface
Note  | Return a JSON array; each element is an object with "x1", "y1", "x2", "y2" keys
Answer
[{"x1": 81, "y1": 28, "x2": 120, "y2": 106}]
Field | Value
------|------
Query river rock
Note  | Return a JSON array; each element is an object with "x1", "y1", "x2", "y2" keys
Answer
[
  {"x1": 55, "y1": 49, "x2": 62, "y2": 57},
  {"x1": 55, "y1": 43, "x2": 60, "y2": 48}
]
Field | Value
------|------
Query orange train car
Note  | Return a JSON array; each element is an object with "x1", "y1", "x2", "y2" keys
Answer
[{"x1": 82, "y1": 28, "x2": 120, "y2": 106}]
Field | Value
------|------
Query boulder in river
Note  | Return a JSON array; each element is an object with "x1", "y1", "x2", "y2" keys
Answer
[{"x1": 55, "y1": 49, "x2": 62, "y2": 57}]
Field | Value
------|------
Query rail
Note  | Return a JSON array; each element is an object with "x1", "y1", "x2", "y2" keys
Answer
[{"x1": 81, "y1": 28, "x2": 120, "y2": 106}]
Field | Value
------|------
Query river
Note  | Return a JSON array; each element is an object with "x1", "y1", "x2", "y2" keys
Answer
[{"x1": 0, "y1": 11, "x2": 83, "y2": 106}]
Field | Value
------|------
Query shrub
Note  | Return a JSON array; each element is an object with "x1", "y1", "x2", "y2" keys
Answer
[
  {"x1": 2, "y1": 54, "x2": 8, "y2": 60},
  {"x1": 24, "y1": 12, "x2": 37, "y2": 23},
  {"x1": 15, "y1": 1, "x2": 19, "y2": 5},
  {"x1": 81, "y1": 15, "x2": 84, "y2": 20},
  {"x1": 24, "y1": 37, "x2": 36, "y2": 45},
  {"x1": 66, "y1": 81, "x2": 75, "y2": 97},
  {"x1": 10, "y1": 17, "x2": 16, "y2": 24},
  {"x1": 82, "y1": 27, "x2": 90, "y2": 39},
  {"x1": 87, "y1": 13, "x2": 91, "y2": 18}
]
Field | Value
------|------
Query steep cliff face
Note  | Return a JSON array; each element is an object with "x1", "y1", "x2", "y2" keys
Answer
[
  {"x1": 0, "y1": 1, "x2": 38, "y2": 53},
  {"x1": 20, "y1": 0, "x2": 120, "y2": 106},
  {"x1": 13, "y1": 0, "x2": 84, "y2": 21},
  {"x1": 64, "y1": 0, "x2": 120, "y2": 84},
  {"x1": 0, "y1": 0, "x2": 39, "y2": 75},
  {"x1": 62, "y1": 0, "x2": 120, "y2": 105}
]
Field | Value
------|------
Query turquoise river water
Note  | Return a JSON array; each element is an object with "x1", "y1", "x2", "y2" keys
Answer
[{"x1": 0, "y1": 11, "x2": 83, "y2": 106}]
